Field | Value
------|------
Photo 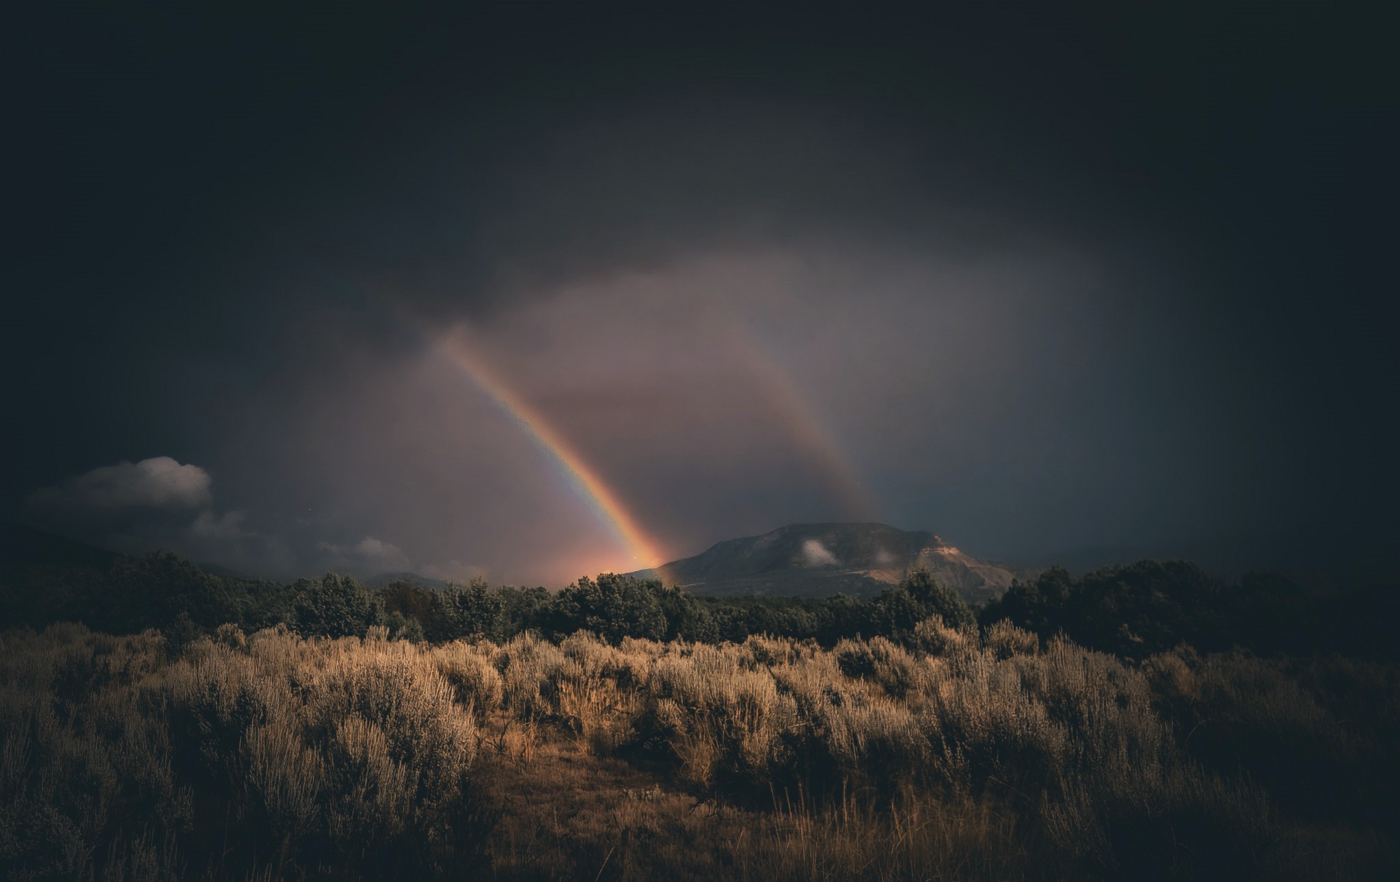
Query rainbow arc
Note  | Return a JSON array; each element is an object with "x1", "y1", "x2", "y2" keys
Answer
[{"x1": 434, "y1": 328, "x2": 668, "y2": 572}]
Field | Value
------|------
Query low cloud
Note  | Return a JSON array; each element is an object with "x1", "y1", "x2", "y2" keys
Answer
[
  {"x1": 316, "y1": 536, "x2": 412, "y2": 573},
  {"x1": 190, "y1": 510, "x2": 252, "y2": 541},
  {"x1": 27, "y1": 456, "x2": 211, "y2": 514},
  {"x1": 23, "y1": 456, "x2": 292, "y2": 573},
  {"x1": 801, "y1": 538, "x2": 840, "y2": 567},
  {"x1": 22, "y1": 458, "x2": 480, "y2": 581},
  {"x1": 355, "y1": 537, "x2": 402, "y2": 561},
  {"x1": 24, "y1": 457, "x2": 215, "y2": 548}
]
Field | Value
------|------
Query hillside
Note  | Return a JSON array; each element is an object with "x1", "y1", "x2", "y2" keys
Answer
[
  {"x1": 633, "y1": 523, "x2": 1030, "y2": 602},
  {"x1": 0, "y1": 522, "x2": 123, "y2": 569}
]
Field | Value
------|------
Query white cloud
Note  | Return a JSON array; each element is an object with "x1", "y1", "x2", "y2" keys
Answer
[
  {"x1": 22, "y1": 457, "x2": 297, "y2": 575},
  {"x1": 317, "y1": 536, "x2": 412, "y2": 572},
  {"x1": 27, "y1": 456, "x2": 211, "y2": 514},
  {"x1": 801, "y1": 538, "x2": 840, "y2": 567},
  {"x1": 190, "y1": 510, "x2": 251, "y2": 540},
  {"x1": 354, "y1": 537, "x2": 402, "y2": 559}
]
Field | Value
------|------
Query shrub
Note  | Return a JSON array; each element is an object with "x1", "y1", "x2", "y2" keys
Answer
[
  {"x1": 2, "y1": 611, "x2": 1392, "y2": 880},
  {"x1": 430, "y1": 641, "x2": 503, "y2": 716},
  {"x1": 982, "y1": 619, "x2": 1038, "y2": 659},
  {"x1": 645, "y1": 644, "x2": 798, "y2": 788},
  {"x1": 912, "y1": 614, "x2": 974, "y2": 658}
]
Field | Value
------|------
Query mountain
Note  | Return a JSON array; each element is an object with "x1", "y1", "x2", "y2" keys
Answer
[{"x1": 631, "y1": 523, "x2": 1031, "y2": 603}]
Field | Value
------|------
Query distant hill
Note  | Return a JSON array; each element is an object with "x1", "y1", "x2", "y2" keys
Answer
[
  {"x1": 631, "y1": 523, "x2": 1032, "y2": 603},
  {"x1": 0, "y1": 522, "x2": 124, "y2": 569},
  {"x1": 196, "y1": 561, "x2": 257, "y2": 580},
  {"x1": 0, "y1": 525, "x2": 454, "y2": 592},
  {"x1": 1, "y1": 524, "x2": 267, "y2": 582}
]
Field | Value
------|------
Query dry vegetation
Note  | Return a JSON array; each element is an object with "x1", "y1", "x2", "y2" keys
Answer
[{"x1": 2, "y1": 619, "x2": 1395, "y2": 880}]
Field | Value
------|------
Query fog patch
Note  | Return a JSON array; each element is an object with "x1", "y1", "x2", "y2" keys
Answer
[{"x1": 801, "y1": 538, "x2": 840, "y2": 567}]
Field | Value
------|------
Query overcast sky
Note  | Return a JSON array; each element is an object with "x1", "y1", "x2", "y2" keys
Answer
[{"x1": 6, "y1": 2, "x2": 1395, "y2": 584}]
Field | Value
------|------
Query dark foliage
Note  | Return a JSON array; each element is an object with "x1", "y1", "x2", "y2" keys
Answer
[
  {"x1": 981, "y1": 560, "x2": 1400, "y2": 660},
  {"x1": 650, "y1": 583, "x2": 720, "y2": 643},
  {"x1": 433, "y1": 578, "x2": 508, "y2": 642},
  {"x1": 3, "y1": 536, "x2": 1397, "y2": 664},
  {"x1": 0, "y1": 546, "x2": 296, "y2": 643},
  {"x1": 708, "y1": 595, "x2": 823, "y2": 643},
  {"x1": 548, "y1": 573, "x2": 668, "y2": 643},
  {"x1": 291, "y1": 573, "x2": 382, "y2": 638},
  {"x1": 869, "y1": 568, "x2": 977, "y2": 639}
]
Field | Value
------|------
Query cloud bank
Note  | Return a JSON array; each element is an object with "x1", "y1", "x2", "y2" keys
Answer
[
  {"x1": 23, "y1": 456, "x2": 482, "y2": 582},
  {"x1": 27, "y1": 457, "x2": 211, "y2": 513},
  {"x1": 23, "y1": 457, "x2": 286, "y2": 574}
]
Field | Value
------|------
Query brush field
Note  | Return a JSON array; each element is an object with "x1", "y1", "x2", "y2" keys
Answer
[{"x1": 3, "y1": 616, "x2": 1396, "y2": 881}]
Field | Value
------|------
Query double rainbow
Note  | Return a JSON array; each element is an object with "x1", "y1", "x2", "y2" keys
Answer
[{"x1": 432, "y1": 320, "x2": 878, "y2": 583}]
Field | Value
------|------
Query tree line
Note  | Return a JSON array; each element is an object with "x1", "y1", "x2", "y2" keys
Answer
[{"x1": 2, "y1": 547, "x2": 1394, "y2": 659}]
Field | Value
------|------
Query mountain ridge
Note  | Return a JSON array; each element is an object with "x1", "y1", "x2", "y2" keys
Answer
[{"x1": 631, "y1": 522, "x2": 1033, "y2": 602}]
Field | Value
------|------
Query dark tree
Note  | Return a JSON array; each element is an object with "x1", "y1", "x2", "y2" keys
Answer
[
  {"x1": 429, "y1": 578, "x2": 506, "y2": 642},
  {"x1": 866, "y1": 568, "x2": 974, "y2": 645},
  {"x1": 551, "y1": 573, "x2": 667, "y2": 643},
  {"x1": 291, "y1": 573, "x2": 381, "y2": 638},
  {"x1": 649, "y1": 583, "x2": 719, "y2": 642}
]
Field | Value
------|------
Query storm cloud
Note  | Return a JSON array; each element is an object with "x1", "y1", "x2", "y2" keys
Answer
[{"x1": 5, "y1": 3, "x2": 1394, "y2": 583}]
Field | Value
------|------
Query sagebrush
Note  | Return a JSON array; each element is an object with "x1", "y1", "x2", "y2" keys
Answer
[{"x1": 2, "y1": 618, "x2": 1394, "y2": 880}]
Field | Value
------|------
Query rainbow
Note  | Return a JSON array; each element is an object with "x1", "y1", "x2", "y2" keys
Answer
[
  {"x1": 433, "y1": 327, "x2": 669, "y2": 572},
  {"x1": 725, "y1": 324, "x2": 879, "y2": 520}
]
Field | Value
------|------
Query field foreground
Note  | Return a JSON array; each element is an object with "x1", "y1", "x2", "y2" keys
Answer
[{"x1": 1, "y1": 620, "x2": 1396, "y2": 880}]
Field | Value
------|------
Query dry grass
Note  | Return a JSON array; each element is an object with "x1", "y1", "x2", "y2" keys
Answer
[{"x1": 1, "y1": 620, "x2": 1394, "y2": 880}]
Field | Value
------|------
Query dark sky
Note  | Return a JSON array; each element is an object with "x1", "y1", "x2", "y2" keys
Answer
[{"x1": 6, "y1": 1, "x2": 1395, "y2": 584}]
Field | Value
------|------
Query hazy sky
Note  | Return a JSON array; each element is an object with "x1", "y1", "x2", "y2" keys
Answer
[{"x1": 6, "y1": 2, "x2": 1395, "y2": 584}]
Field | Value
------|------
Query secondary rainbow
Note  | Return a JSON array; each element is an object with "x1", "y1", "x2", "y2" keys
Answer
[
  {"x1": 725, "y1": 323, "x2": 879, "y2": 520},
  {"x1": 433, "y1": 327, "x2": 668, "y2": 571}
]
